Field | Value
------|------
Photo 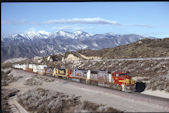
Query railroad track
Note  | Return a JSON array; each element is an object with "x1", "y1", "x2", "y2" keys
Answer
[
  {"x1": 19, "y1": 68, "x2": 169, "y2": 100},
  {"x1": 65, "y1": 57, "x2": 169, "y2": 63}
]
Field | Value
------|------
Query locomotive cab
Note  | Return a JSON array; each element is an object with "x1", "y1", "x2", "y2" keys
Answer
[{"x1": 112, "y1": 72, "x2": 135, "y2": 92}]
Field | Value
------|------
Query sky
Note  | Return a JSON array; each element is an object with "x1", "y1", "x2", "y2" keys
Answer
[{"x1": 1, "y1": 2, "x2": 169, "y2": 38}]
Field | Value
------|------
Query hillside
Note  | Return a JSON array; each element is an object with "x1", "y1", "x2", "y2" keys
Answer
[{"x1": 76, "y1": 38, "x2": 169, "y2": 59}]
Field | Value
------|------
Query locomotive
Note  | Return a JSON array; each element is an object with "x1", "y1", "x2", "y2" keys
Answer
[{"x1": 12, "y1": 64, "x2": 136, "y2": 92}]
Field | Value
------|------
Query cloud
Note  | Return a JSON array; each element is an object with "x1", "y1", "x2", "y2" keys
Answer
[
  {"x1": 2, "y1": 18, "x2": 121, "y2": 25},
  {"x1": 2, "y1": 17, "x2": 153, "y2": 28},
  {"x1": 45, "y1": 17, "x2": 121, "y2": 25},
  {"x1": 52, "y1": 25, "x2": 93, "y2": 31}
]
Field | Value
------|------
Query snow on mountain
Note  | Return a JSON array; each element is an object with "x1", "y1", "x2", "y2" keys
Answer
[
  {"x1": 74, "y1": 31, "x2": 83, "y2": 35},
  {"x1": 10, "y1": 31, "x2": 50, "y2": 40},
  {"x1": 5, "y1": 30, "x2": 93, "y2": 40},
  {"x1": 38, "y1": 30, "x2": 50, "y2": 35},
  {"x1": 52, "y1": 31, "x2": 75, "y2": 38},
  {"x1": 74, "y1": 31, "x2": 91, "y2": 39}
]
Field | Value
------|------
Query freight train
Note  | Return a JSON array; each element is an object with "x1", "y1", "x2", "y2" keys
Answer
[{"x1": 12, "y1": 64, "x2": 136, "y2": 92}]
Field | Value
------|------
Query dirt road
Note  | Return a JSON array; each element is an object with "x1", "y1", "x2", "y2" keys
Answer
[{"x1": 5, "y1": 69, "x2": 169, "y2": 112}]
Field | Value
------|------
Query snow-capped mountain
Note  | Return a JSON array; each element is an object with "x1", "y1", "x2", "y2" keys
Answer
[
  {"x1": 5, "y1": 30, "x2": 92, "y2": 40},
  {"x1": 49, "y1": 30, "x2": 92, "y2": 39},
  {"x1": 74, "y1": 31, "x2": 92, "y2": 39},
  {"x1": 10, "y1": 31, "x2": 50, "y2": 40},
  {"x1": 1, "y1": 31, "x2": 149, "y2": 62}
]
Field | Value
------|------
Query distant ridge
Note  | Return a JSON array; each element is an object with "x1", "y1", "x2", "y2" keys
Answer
[
  {"x1": 2, "y1": 31, "x2": 153, "y2": 62},
  {"x1": 71, "y1": 38, "x2": 169, "y2": 59}
]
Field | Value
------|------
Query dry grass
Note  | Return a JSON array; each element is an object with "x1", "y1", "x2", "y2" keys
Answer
[{"x1": 17, "y1": 88, "x2": 122, "y2": 113}]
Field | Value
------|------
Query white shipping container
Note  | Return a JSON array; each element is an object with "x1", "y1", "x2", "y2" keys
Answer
[
  {"x1": 33, "y1": 65, "x2": 39, "y2": 70},
  {"x1": 38, "y1": 69, "x2": 45, "y2": 73},
  {"x1": 23, "y1": 64, "x2": 28, "y2": 70},
  {"x1": 18, "y1": 64, "x2": 22, "y2": 69},
  {"x1": 38, "y1": 65, "x2": 47, "y2": 70},
  {"x1": 17, "y1": 64, "x2": 21, "y2": 69},
  {"x1": 15, "y1": 64, "x2": 18, "y2": 68},
  {"x1": 87, "y1": 70, "x2": 91, "y2": 80},
  {"x1": 33, "y1": 68, "x2": 38, "y2": 73},
  {"x1": 29, "y1": 64, "x2": 34, "y2": 69},
  {"x1": 71, "y1": 69, "x2": 87, "y2": 78},
  {"x1": 19, "y1": 64, "x2": 22, "y2": 69},
  {"x1": 20, "y1": 65, "x2": 23, "y2": 69}
]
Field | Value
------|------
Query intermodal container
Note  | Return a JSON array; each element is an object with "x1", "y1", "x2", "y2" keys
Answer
[
  {"x1": 45, "y1": 67, "x2": 53, "y2": 76},
  {"x1": 71, "y1": 69, "x2": 87, "y2": 79}
]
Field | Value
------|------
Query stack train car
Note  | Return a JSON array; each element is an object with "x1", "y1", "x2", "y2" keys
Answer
[{"x1": 12, "y1": 63, "x2": 136, "y2": 92}]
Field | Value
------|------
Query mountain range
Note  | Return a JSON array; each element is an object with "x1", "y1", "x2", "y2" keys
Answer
[{"x1": 1, "y1": 31, "x2": 151, "y2": 62}]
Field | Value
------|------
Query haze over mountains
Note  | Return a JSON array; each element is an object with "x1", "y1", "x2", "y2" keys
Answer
[{"x1": 1, "y1": 31, "x2": 153, "y2": 62}]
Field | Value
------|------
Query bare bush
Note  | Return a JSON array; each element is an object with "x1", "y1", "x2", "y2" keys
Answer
[
  {"x1": 166, "y1": 87, "x2": 169, "y2": 92},
  {"x1": 1, "y1": 70, "x2": 23, "y2": 86},
  {"x1": 24, "y1": 77, "x2": 42, "y2": 86},
  {"x1": 34, "y1": 75, "x2": 55, "y2": 82},
  {"x1": 146, "y1": 77, "x2": 169, "y2": 92},
  {"x1": 17, "y1": 88, "x2": 122, "y2": 113}
]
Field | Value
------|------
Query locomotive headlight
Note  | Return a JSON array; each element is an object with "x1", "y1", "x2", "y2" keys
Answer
[{"x1": 131, "y1": 79, "x2": 135, "y2": 85}]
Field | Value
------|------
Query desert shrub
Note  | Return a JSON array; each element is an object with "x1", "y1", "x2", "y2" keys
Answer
[
  {"x1": 165, "y1": 87, "x2": 169, "y2": 92},
  {"x1": 1, "y1": 70, "x2": 23, "y2": 86},
  {"x1": 82, "y1": 101, "x2": 102, "y2": 111},
  {"x1": 17, "y1": 88, "x2": 122, "y2": 113},
  {"x1": 24, "y1": 78, "x2": 42, "y2": 86},
  {"x1": 151, "y1": 86, "x2": 156, "y2": 91},
  {"x1": 156, "y1": 85, "x2": 164, "y2": 90},
  {"x1": 146, "y1": 76, "x2": 169, "y2": 92}
]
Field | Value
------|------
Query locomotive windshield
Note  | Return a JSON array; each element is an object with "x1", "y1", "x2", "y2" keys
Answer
[{"x1": 119, "y1": 73, "x2": 129, "y2": 76}]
